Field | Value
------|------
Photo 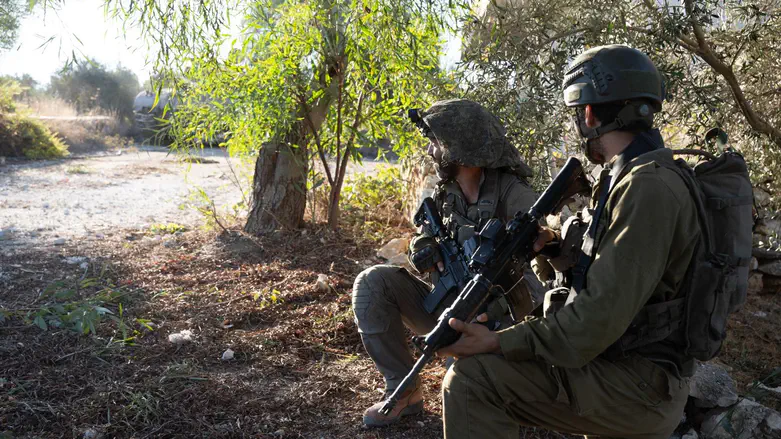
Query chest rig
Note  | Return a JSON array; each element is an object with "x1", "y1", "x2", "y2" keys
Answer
[{"x1": 436, "y1": 168, "x2": 503, "y2": 246}]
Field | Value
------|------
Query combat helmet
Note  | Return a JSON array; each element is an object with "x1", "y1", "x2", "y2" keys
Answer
[
  {"x1": 562, "y1": 45, "x2": 664, "y2": 139},
  {"x1": 410, "y1": 99, "x2": 533, "y2": 178}
]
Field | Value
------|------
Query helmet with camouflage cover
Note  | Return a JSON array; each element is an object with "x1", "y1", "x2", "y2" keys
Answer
[{"x1": 411, "y1": 99, "x2": 533, "y2": 178}]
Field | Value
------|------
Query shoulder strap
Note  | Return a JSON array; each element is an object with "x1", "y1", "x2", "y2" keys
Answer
[
  {"x1": 571, "y1": 133, "x2": 662, "y2": 293},
  {"x1": 476, "y1": 168, "x2": 501, "y2": 223}
]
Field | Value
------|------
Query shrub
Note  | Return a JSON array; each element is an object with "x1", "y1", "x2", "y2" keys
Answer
[
  {"x1": 0, "y1": 114, "x2": 69, "y2": 159},
  {"x1": 337, "y1": 166, "x2": 411, "y2": 242}
]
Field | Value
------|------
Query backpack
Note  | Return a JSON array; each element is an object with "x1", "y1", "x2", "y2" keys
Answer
[{"x1": 609, "y1": 148, "x2": 753, "y2": 361}]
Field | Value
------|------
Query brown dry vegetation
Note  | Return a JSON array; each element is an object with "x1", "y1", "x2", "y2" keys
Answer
[{"x1": 1, "y1": 218, "x2": 779, "y2": 438}]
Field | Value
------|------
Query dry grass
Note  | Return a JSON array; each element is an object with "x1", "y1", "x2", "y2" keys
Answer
[
  {"x1": 0, "y1": 219, "x2": 580, "y2": 439},
  {"x1": 16, "y1": 96, "x2": 134, "y2": 154}
]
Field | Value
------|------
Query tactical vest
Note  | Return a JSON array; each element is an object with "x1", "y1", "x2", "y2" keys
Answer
[
  {"x1": 432, "y1": 168, "x2": 537, "y2": 319},
  {"x1": 436, "y1": 168, "x2": 503, "y2": 246}
]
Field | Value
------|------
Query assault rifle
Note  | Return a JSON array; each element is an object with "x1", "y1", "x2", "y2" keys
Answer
[
  {"x1": 380, "y1": 157, "x2": 589, "y2": 415},
  {"x1": 413, "y1": 197, "x2": 473, "y2": 314}
]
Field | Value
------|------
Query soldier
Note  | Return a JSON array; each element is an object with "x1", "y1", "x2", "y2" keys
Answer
[
  {"x1": 352, "y1": 99, "x2": 542, "y2": 427},
  {"x1": 439, "y1": 46, "x2": 699, "y2": 438}
]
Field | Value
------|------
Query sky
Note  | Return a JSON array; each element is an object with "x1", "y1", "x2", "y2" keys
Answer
[
  {"x1": 0, "y1": 0, "x2": 463, "y2": 88},
  {"x1": 0, "y1": 0, "x2": 152, "y2": 86}
]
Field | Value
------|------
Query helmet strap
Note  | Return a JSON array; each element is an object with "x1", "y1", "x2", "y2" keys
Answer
[{"x1": 574, "y1": 101, "x2": 654, "y2": 140}]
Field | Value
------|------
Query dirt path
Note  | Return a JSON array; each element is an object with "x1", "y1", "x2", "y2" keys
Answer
[
  {"x1": 0, "y1": 146, "x2": 246, "y2": 250},
  {"x1": 0, "y1": 146, "x2": 393, "y2": 253}
]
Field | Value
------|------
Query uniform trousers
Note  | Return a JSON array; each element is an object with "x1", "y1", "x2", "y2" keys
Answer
[{"x1": 442, "y1": 352, "x2": 689, "y2": 439}]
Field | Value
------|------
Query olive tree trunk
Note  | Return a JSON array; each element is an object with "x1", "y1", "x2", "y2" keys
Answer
[{"x1": 244, "y1": 128, "x2": 309, "y2": 234}]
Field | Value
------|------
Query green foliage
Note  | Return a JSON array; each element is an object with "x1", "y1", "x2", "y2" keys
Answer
[
  {"x1": 461, "y1": 0, "x2": 781, "y2": 190},
  {"x1": 338, "y1": 166, "x2": 409, "y2": 242},
  {"x1": 106, "y1": 0, "x2": 457, "y2": 228},
  {"x1": 1, "y1": 274, "x2": 135, "y2": 342},
  {"x1": 248, "y1": 287, "x2": 284, "y2": 308},
  {"x1": 0, "y1": 0, "x2": 26, "y2": 51},
  {"x1": 341, "y1": 166, "x2": 404, "y2": 211},
  {"x1": 0, "y1": 113, "x2": 69, "y2": 159},
  {"x1": 148, "y1": 222, "x2": 186, "y2": 235},
  {"x1": 49, "y1": 62, "x2": 141, "y2": 122},
  {"x1": 0, "y1": 77, "x2": 22, "y2": 113}
]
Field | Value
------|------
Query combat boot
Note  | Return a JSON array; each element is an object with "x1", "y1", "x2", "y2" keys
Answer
[{"x1": 362, "y1": 380, "x2": 423, "y2": 427}]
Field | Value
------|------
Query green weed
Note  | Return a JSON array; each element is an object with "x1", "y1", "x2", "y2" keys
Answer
[
  {"x1": 148, "y1": 222, "x2": 186, "y2": 235},
  {"x1": 66, "y1": 164, "x2": 90, "y2": 174}
]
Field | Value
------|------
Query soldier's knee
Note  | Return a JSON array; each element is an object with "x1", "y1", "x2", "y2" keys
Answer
[
  {"x1": 352, "y1": 265, "x2": 396, "y2": 334},
  {"x1": 442, "y1": 356, "x2": 483, "y2": 395}
]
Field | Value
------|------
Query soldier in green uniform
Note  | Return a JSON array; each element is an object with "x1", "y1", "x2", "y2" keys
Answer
[
  {"x1": 438, "y1": 46, "x2": 698, "y2": 438},
  {"x1": 352, "y1": 99, "x2": 543, "y2": 427}
]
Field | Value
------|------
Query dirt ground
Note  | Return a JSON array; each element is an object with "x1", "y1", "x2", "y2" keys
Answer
[{"x1": 1, "y1": 148, "x2": 780, "y2": 439}]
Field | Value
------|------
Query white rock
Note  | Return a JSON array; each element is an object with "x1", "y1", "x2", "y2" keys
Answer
[
  {"x1": 701, "y1": 398, "x2": 781, "y2": 439},
  {"x1": 315, "y1": 274, "x2": 329, "y2": 293},
  {"x1": 689, "y1": 362, "x2": 739, "y2": 409},
  {"x1": 377, "y1": 237, "x2": 410, "y2": 261},
  {"x1": 168, "y1": 329, "x2": 193, "y2": 344},
  {"x1": 681, "y1": 428, "x2": 698, "y2": 439},
  {"x1": 752, "y1": 311, "x2": 768, "y2": 318},
  {"x1": 221, "y1": 349, "x2": 235, "y2": 361},
  {"x1": 53, "y1": 238, "x2": 66, "y2": 246},
  {"x1": 83, "y1": 428, "x2": 101, "y2": 439},
  {"x1": 79, "y1": 262, "x2": 89, "y2": 270},
  {"x1": 64, "y1": 256, "x2": 87, "y2": 265}
]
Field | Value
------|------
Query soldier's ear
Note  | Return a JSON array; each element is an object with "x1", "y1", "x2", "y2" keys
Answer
[{"x1": 584, "y1": 104, "x2": 601, "y2": 129}]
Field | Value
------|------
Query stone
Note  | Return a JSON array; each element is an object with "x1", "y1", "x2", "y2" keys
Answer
[
  {"x1": 377, "y1": 237, "x2": 410, "y2": 261},
  {"x1": 753, "y1": 248, "x2": 781, "y2": 261},
  {"x1": 53, "y1": 238, "x2": 66, "y2": 246},
  {"x1": 64, "y1": 256, "x2": 87, "y2": 265},
  {"x1": 757, "y1": 218, "x2": 781, "y2": 237},
  {"x1": 754, "y1": 187, "x2": 772, "y2": 207},
  {"x1": 748, "y1": 272, "x2": 764, "y2": 295},
  {"x1": 315, "y1": 274, "x2": 329, "y2": 293},
  {"x1": 168, "y1": 329, "x2": 193, "y2": 344},
  {"x1": 221, "y1": 349, "x2": 235, "y2": 361},
  {"x1": 701, "y1": 398, "x2": 781, "y2": 439},
  {"x1": 758, "y1": 261, "x2": 781, "y2": 277},
  {"x1": 689, "y1": 362, "x2": 739, "y2": 409},
  {"x1": 762, "y1": 276, "x2": 781, "y2": 294},
  {"x1": 751, "y1": 257, "x2": 759, "y2": 271},
  {"x1": 681, "y1": 428, "x2": 698, "y2": 439}
]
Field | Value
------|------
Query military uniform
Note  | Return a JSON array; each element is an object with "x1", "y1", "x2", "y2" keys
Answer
[
  {"x1": 442, "y1": 131, "x2": 699, "y2": 438},
  {"x1": 353, "y1": 167, "x2": 540, "y2": 392},
  {"x1": 352, "y1": 99, "x2": 544, "y2": 426}
]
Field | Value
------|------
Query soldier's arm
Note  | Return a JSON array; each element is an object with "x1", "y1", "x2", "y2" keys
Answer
[{"x1": 495, "y1": 169, "x2": 698, "y2": 368}]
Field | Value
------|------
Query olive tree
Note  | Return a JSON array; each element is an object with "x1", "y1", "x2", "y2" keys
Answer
[
  {"x1": 106, "y1": 0, "x2": 454, "y2": 232},
  {"x1": 462, "y1": 0, "x2": 781, "y2": 189}
]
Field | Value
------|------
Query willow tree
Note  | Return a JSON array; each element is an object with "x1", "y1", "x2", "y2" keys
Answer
[
  {"x1": 463, "y1": 0, "x2": 781, "y2": 189},
  {"x1": 106, "y1": 0, "x2": 453, "y2": 233}
]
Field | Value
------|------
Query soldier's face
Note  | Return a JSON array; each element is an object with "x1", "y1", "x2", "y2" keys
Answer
[{"x1": 427, "y1": 138, "x2": 444, "y2": 161}]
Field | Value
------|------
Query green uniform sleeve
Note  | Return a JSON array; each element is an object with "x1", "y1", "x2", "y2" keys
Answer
[{"x1": 497, "y1": 170, "x2": 693, "y2": 368}]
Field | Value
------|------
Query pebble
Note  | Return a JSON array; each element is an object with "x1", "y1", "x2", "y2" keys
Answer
[
  {"x1": 53, "y1": 238, "x2": 66, "y2": 246},
  {"x1": 221, "y1": 349, "x2": 235, "y2": 361},
  {"x1": 64, "y1": 256, "x2": 87, "y2": 265}
]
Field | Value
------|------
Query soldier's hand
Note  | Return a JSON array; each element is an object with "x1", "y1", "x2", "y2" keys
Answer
[
  {"x1": 533, "y1": 227, "x2": 557, "y2": 253},
  {"x1": 437, "y1": 317, "x2": 501, "y2": 359}
]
